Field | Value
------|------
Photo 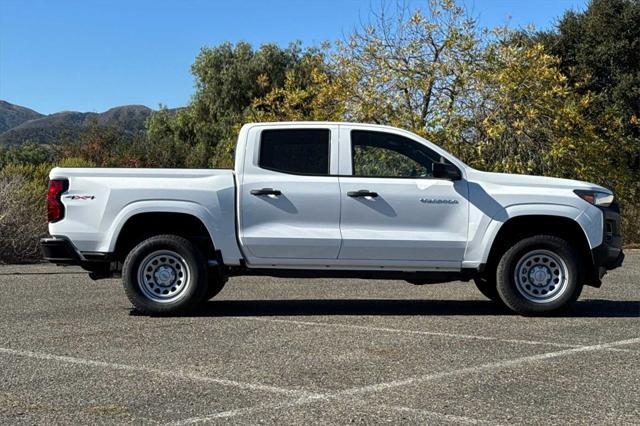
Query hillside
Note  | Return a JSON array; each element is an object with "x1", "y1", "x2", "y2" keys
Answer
[
  {"x1": 0, "y1": 102, "x2": 152, "y2": 145},
  {"x1": 0, "y1": 101, "x2": 44, "y2": 134}
]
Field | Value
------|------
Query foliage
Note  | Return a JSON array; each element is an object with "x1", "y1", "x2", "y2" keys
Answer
[
  {"x1": 250, "y1": 50, "x2": 347, "y2": 122},
  {"x1": 146, "y1": 42, "x2": 319, "y2": 168},
  {"x1": 334, "y1": 0, "x2": 479, "y2": 135},
  {"x1": 533, "y1": 0, "x2": 640, "y2": 244},
  {"x1": 0, "y1": 164, "x2": 50, "y2": 263},
  {"x1": 0, "y1": 142, "x2": 55, "y2": 167},
  {"x1": 536, "y1": 0, "x2": 640, "y2": 137}
]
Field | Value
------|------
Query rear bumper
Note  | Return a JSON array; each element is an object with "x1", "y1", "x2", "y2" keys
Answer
[
  {"x1": 40, "y1": 237, "x2": 113, "y2": 278},
  {"x1": 589, "y1": 202, "x2": 624, "y2": 283},
  {"x1": 40, "y1": 237, "x2": 81, "y2": 265}
]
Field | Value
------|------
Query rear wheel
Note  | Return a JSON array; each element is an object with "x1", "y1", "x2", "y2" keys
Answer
[
  {"x1": 123, "y1": 234, "x2": 208, "y2": 314},
  {"x1": 496, "y1": 235, "x2": 582, "y2": 315}
]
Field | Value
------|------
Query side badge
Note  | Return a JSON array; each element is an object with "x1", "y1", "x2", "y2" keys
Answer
[
  {"x1": 65, "y1": 195, "x2": 95, "y2": 200},
  {"x1": 420, "y1": 198, "x2": 459, "y2": 205}
]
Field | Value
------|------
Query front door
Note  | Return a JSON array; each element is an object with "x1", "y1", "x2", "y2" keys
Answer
[
  {"x1": 239, "y1": 126, "x2": 342, "y2": 263},
  {"x1": 338, "y1": 127, "x2": 469, "y2": 265}
]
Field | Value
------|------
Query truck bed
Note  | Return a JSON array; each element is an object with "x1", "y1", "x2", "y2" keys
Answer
[{"x1": 48, "y1": 167, "x2": 242, "y2": 263}]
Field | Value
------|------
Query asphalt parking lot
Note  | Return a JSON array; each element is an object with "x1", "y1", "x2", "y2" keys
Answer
[{"x1": 1, "y1": 252, "x2": 638, "y2": 425}]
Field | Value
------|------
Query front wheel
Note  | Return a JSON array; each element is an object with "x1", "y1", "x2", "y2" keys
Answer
[
  {"x1": 122, "y1": 235, "x2": 208, "y2": 315},
  {"x1": 496, "y1": 235, "x2": 583, "y2": 315}
]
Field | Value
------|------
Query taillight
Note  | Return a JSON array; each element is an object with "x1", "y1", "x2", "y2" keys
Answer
[{"x1": 47, "y1": 179, "x2": 68, "y2": 222}]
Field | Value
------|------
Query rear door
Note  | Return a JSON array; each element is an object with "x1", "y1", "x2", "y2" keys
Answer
[
  {"x1": 337, "y1": 126, "x2": 469, "y2": 266},
  {"x1": 238, "y1": 125, "x2": 342, "y2": 264}
]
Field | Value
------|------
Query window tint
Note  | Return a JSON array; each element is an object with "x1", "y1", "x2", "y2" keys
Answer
[
  {"x1": 351, "y1": 130, "x2": 445, "y2": 178},
  {"x1": 259, "y1": 129, "x2": 330, "y2": 175}
]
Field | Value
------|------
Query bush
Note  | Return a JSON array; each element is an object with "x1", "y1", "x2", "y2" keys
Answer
[{"x1": 0, "y1": 164, "x2": 50, "y2": 263}]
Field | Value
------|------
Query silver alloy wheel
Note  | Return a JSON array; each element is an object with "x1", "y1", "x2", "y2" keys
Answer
[
  {"x1": 137, "y1": 250, "x2": 191, "y2": 303},
  {"x1": 513, "y1": 249, "x2": 569, "y2": 303}
]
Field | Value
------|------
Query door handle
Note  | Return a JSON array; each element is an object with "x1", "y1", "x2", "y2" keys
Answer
[
  {"x1": 251, "y1": 188, "x2": 282, "y2": 196},
  {"x1": 347, "y1": 189, "x2": 378, "y2": 198}
]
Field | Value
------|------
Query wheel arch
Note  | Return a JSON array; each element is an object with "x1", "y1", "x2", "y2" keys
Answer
[
  {"x1": 110, "y1": 208, "x2": 219, "y2": 263},
  {"x1": 480, "y1": 210, "x2": 596, "y2": 285}
]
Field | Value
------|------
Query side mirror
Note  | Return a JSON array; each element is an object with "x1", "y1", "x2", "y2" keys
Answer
[{"x1": 432, "y1": 162, "x2": 462, "y2": 180}]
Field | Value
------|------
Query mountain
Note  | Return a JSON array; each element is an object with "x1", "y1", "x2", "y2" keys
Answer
[
  {"x1": 0, "y1": 102, "x2": 153, "y2": 145},
  {"x1": 0, "y1": 101, "x2": 44, "y2": 134}
]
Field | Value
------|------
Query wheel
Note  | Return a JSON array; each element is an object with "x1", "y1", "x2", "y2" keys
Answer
[
  {"x1": 122, "y1": 234, "x2": 208, "y2": 314},
  {"x1": 473, "y1": 276, "x2": 504, "y2": 306},
  {"x1": 496, "y1": 235, "x2": 582, "y2": 315}
]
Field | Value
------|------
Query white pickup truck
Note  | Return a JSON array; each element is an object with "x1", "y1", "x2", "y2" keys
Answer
[{"x1": 41, "y1": 122, "x2": 624, "y2": 315}]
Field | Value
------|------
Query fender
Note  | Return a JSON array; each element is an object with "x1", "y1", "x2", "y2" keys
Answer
[
  {"x1": 103, "y1": 200, "x2": 243, "y2": 264},
  {"x1": 462, "y1": 203, "x2": 601, "y2": 268}
]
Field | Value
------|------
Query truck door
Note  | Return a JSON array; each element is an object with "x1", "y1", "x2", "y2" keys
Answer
[
  {"x1": 337, "y1": 126, "x2": 469, "y2": 266},
  {"x1": 238, "y1": 125, "x2": 342, "y2": 263}
]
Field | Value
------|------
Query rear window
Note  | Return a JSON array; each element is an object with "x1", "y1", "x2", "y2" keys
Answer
[{"x1": 259, "y1": 129, "x2": 330, "y2": 175}]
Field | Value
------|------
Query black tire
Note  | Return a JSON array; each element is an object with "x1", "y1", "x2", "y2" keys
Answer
[
  {"x1": 122, "y1": 234, "x2": 208, "y2": 315},
  {"x1": 496, "y1": 235, "x2": 583, "y2": 315},
  {"x1": 473, "y1": 276, "x2": 505, "y2": 306}
]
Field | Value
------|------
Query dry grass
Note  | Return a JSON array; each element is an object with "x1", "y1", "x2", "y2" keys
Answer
[{"x1": 0, "y1": 174, "x2": 47, "y2": 263}]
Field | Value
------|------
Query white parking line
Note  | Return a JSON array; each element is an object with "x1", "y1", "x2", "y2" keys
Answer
[
  {"x1": 0, "y1": 346, "x2": 319, "y2": 399},
  {"x1": 239, "y1": 316, "x2": 584, "y2": 349},
  {"x1": 0, "y1": 271, "x2": 86, "y2": 276},
  {"x1": 332, "y1": 336, "x2": 640, "y2": 397},
  {"x1": 170, "y1": 336, "x2": 640, "y2": 424},
  {"x1": 169, "y1": 401, "x2": 303, "y2": 425},
  {"x1": 168, "y1": 399, "x2": 491, "y2": 425}
]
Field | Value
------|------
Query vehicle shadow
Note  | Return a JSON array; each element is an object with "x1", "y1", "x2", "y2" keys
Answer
[{"x1": 136, "y1": 298, "x2": 639, "y2": 318}]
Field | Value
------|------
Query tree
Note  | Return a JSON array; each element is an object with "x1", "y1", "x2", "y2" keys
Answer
[
  {"x1": 0, "y1": 142, "x2": 54, "y2": 167},
  {"x1": 250, "y1": 50, "x2": 346, "y2": 122},
  {"x1": 146, "y1": 42, "x2": 316, "y2": 168},
  {"x1": 333, "y1": 0, "x2": 479, "y2": 138},
  {"x1": 538, "y1": 0, "x2": 640, "y2": 135},
  {"x1": 535, "y1": 0, "x2": 640, "y2": 243}
]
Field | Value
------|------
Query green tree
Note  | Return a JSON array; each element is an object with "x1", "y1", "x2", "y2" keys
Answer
[
  {"x1": 146, "y1": 42, "x2": 314, "y2": 168},
  {"x1": 250, "y1": 50, "x2": 346, "y2": 122},
  {"x1": 537, "y1": 0, "x2": 640, "y2": 136},
  {"x1": 535, "y1": 0, "x2": 640, "y2": 243},
  {"x1": 0, "y1": 142, "x2": 54, "y2": 167}
]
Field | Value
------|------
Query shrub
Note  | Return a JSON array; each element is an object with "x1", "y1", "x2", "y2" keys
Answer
[{"x1": 0, "y1": 164, "x2": 50, "y2": 263}]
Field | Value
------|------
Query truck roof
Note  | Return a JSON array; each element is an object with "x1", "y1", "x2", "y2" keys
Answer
[{"x1": 241, "y1": 121, "x2": 405, "y2": 131}]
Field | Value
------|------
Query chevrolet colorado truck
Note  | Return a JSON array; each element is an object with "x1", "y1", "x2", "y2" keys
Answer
[{"x1": 40, "y1": 122, "x2": 624, "y2": 315}]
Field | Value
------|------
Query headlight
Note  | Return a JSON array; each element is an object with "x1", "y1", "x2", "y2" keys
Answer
[{"x1": 574, "y1": 190, "x2": 614, "y2": 207}]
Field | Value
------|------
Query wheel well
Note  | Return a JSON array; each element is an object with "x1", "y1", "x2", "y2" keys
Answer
[
  {"x1": 484, "y1": 215, "x2": 593, "y2": 279},
  {"x1": 114, "y1": 212, "x2": 217, "y2": 262}
]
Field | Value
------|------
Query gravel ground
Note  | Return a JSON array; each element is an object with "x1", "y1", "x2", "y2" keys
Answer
[{"x1": 0, "y1": 251, "x2": 638, "y2": 425}]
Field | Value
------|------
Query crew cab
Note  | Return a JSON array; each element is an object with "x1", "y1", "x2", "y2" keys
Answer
[{"x1": 40, "y1": 122, "x2": 624, "y2": 315}]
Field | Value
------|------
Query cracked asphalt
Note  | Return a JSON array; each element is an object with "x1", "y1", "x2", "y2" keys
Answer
[{"x1": 0, "y1": 251, "x2": 638, "y2": 425}]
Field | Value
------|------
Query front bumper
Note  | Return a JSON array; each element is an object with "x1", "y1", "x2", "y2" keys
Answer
[
  {"x1": 40, "y1": 237, "x2": 112, "y2": 278},
  {"x1": 590, "y1": 202, "x2": 624, "y2": 283}
]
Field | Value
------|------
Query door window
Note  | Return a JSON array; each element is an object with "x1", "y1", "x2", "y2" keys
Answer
[
  {"x1": 351, "y1": 130, "x2": 446, "y2": 178},
  {"x1": 259, "y1": 129, "x2": 330, "y2": 175}
]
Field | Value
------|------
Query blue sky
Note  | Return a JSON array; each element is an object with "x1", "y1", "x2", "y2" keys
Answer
[{"x1": 0, "y1": 0, "x2": 586, "y2": 115}]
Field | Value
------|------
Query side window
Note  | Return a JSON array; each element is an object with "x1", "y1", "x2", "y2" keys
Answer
[
  {"x1": 259, "y1": 129, "x2": 330, "y2": 175},
  {"x1": 351, "y1": 130, "x2": 445, "y2": 178}
]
